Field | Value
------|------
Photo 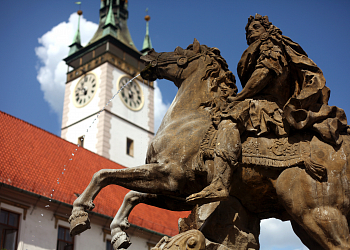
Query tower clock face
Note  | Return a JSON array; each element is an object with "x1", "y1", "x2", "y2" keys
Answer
[
  {"x1": 118, "y1": 76, "x2": 144, "y2": 111},
  {"x1": 73, "y1": 73, "x2": 98, "y2": 108}
]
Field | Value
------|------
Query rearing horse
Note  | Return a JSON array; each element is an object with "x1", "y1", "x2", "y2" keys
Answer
[
  {"x1": 70, "y1": 39, "x2": 350, "y2": 250},
  {"x1": 69, "y1": 39, "x2": 238, "y2": 249}
]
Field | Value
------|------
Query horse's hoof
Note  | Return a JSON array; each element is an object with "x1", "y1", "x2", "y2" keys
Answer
[
  {"x1": 69, "y1": 211, "x2": 91, "y2": 236},
  {"x1": 112, "y1": 231, "x2": 131, "y2": 249}
]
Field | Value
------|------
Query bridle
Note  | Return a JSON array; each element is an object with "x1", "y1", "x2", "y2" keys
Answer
[{"x1": 149, "y1": 50, "x2": 203, "y2": 79}]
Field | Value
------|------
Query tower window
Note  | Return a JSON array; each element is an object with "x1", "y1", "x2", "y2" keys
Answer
[
  {"x1": 78, "y1": 136, "x2": 84, "y2": 148},
  {"x1": 126, "y1": 138, "x2": 134, "y2": 157}
]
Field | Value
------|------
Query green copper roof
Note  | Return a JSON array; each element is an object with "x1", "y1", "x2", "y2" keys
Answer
[
  {"x1": 88, "y1": 0, "x2": 138, "y2": 52},
  {"x1": 68, "y1": 13, "x2": 82, "y2": 56},
  {"x1": 102, "y1": 0, "x2": 117, "y2": 37},
  {"x1": 141, "y1": 19, "x2": 152, "y2": 55}
]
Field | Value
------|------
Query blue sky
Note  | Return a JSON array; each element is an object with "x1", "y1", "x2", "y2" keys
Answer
[{"x1": 1, "y1": 1, "x2": 350, "y2": 249}]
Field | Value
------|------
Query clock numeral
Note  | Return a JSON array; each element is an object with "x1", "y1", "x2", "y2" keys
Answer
[
  {"x1": 79, "y1": 99, "x2": 82, "y2": 104},
  {"x1": 76, "y1": 97, "x2": 79, "y2": 102},
  {"x1": 92, "y1": 84, "x2": 96, "y2": 88}
]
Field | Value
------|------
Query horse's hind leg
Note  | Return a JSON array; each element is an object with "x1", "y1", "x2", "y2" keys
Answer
[
  {"x1": 277, "y1": 168, "x2": 350, "y2": 249},
  {"x1": 290, "y1": 220, "x2": 323, "y2": 250},
  {"x1": 111, "y1": 191, "x2": 194, "y2": 250},
  {"x1": 296, "y1": 206, "x2": 350, "y2": 249},
  {"x1": 70, "y1": 163, "x2": 185, "y2": 236}
]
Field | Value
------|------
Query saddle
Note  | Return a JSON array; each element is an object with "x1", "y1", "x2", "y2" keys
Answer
[
  {"x1": 197, "y1": 125, "x2": 327, "y2": 181},
  {"x1": 241, "y1": 134, "x2": 326, "y2": 181}
]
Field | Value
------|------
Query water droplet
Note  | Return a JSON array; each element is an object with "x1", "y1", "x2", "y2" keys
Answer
[
  {"x1": 72, "y1": 153, "x2": 74, "y2": 156},
  {"x1": 39, "y1": 221, "x2": 41, "y2": 223},
  {"x1": 57, "y1": 181, "x2": 59, "y2": 184},
  {"x1": 69, "y1": 158, "x2": 72, "y2": 160},
  {"x1": 49, "y1": 199, "x2": 51, "y2": 202},
  {"x1": 64, "y1": 168, "x2": 66, "y2": 171},
  {"x1": 41, "y1": 214, "x2": 43, "y2": 216},
  {"x1": 75, "y1": 148, "x2": 78, "y2": 151},
  {"x1": 52, "y1": 189, "x2": 54, "y2": 192},
  {"x1": 45, "y1": 205, "x2": 50, "y2": 208},
  {"x1": 62, "y1": 172, "x2": 64, "y2": 174}
]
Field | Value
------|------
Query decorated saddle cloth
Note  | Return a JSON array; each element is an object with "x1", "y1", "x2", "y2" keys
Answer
[{"x1": 241, "y1": 135, "x2": 326, "y2": 181}]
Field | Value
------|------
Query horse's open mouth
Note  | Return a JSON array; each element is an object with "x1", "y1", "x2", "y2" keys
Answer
[
  {"x1": 140, "y1": 63, "x2": 158, "y2": 81},
  {"x1": 140, "y1": 49, "x2": 159, "y2": 81}
]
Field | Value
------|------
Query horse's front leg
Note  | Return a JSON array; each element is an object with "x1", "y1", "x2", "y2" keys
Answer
[
  {"x1": 70, "y1": 163, "x2": 185, "y2": 236},
  {"x1": 111, "y1": 191, "x2": 157, "y2": 250},
  {"x1": 110, "y1": 191, "x2": 193, "y2": 250}
]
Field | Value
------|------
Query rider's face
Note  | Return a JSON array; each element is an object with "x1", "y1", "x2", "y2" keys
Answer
[{"x1": 246, "y1": 20, "x2": 266, "y2": 45}]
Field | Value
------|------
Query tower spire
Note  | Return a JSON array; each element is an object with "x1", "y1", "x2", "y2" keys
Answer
[
  {"x1": 102, "y1": 0, "x2": 117, "y2": 37},
  {"x1": 68, "y1": 2, "x2": 83, "y2": 56},
  {"x1": 141, "y1": 8, "x2": 152, "y2": 55}
]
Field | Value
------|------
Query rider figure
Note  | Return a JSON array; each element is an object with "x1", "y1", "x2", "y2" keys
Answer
[{"x1": 187, "y1": 14, "x2": 348, "y2": 204}]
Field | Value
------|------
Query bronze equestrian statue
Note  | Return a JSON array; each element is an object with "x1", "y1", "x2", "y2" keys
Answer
[{"x1": 69, "y1": 15, "x2": 350, "y2": 250}]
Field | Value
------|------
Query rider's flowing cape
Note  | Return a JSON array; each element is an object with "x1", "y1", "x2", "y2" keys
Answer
[{"x1": 235, "y1": 25, "x2": 348, "y2": 146}]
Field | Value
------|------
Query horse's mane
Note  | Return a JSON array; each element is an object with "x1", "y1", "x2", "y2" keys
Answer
[
  {"x1": 192, "y1": 44, "x2": 238, "y2": 98},
  {"x1": 186, "y1": 44, "x2": 237, "y2": 116}
]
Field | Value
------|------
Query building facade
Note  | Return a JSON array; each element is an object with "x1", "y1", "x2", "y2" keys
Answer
[{"x1": 0, "y1": 1, "x2": 189, "y2": 250}]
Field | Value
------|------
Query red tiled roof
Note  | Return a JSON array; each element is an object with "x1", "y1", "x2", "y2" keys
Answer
[{"x1": 0, "y1": 111, "x2": 189, "y2": 236}]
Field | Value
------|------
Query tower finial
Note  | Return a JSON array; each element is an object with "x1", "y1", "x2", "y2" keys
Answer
[
  {"x1": 102, "y1": 0, "x2": 117, "y2": 37},
  {"x1": 141, "y1": 8, "x2": 152, "y2": 55},
  {"x1": 68, "y1": 2, "x2": 83, "y2": 56}
]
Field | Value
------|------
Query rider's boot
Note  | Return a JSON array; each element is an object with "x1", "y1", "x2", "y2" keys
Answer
[
  {"x1": 186, "y1": 154, "x2": 233, "y2": 204},
  {"x1": 186, "y1": 120, "x2": 241, "y2": 205}
]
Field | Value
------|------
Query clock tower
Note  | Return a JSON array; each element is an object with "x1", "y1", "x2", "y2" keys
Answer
[{"x1": 61, "y1": 0, "x2": 154, "y2": 168}]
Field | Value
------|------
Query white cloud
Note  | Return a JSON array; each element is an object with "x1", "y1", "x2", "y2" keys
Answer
[
  {"x1": 260, "y1": 219, "x2": 306, "y2": 250},
  {"x1": 35, "y1": 13, "x2": 97, "y2": 120},
  {"x1": 153, "y1": 81, "x2": 170, "y2": 131}
]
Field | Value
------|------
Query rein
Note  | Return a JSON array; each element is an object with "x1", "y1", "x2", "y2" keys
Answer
[{"x1": 150, "y1": 52, "x2": 203, "y2": 79}]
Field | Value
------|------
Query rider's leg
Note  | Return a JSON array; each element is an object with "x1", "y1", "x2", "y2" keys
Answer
[{"x1": 186, "y1": 120, "x2": 241, "y2": 204}]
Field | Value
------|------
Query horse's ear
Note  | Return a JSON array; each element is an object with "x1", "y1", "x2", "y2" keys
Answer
[{"x1": 193, "y1": 38, "x2": 200, "y2": 53}]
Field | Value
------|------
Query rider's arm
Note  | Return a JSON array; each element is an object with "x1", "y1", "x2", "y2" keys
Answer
[{"x1": 232, "y1": 67, "x2": 273, "y2": 102}]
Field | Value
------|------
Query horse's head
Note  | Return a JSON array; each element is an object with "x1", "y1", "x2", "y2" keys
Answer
[
  {"x1": 141, "y1": 38, "x2": 237, "y2": 98},
  {"x1": 140, "y1": 39, "x2": 208, "y2": 86}
]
